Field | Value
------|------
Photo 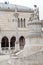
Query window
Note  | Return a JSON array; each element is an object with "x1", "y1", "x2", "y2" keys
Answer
[
  {"x1": 21, "y1": 18, "x2": 23, "y2": 28},
  {"x1": 24, "y1": 18, "x2": 26, "y2": 27},
  {"x1": 18, "y1": 18, "x2": 20, "y2": 27},
  {"x1": 18, "y1": 18, "x2": 26, "y2": 28},
  {"x1": 21, "y1": 18, "x2": 22, "y2": 27}
]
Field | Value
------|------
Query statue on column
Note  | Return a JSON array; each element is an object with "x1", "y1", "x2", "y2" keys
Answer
[{"x1": 29, "y1": 5, "x2": 39, "y2": 21}]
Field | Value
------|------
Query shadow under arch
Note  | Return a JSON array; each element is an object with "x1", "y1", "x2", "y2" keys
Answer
[
  {"x1": 1, "y1": 36, "x2": 9, "y2": 50},
  {"x1": 19, "y1": 36, "x2": 25, "y2": 49},
  {"x1": 10, "y1": 36, "x2": 16, "y2": 49}
]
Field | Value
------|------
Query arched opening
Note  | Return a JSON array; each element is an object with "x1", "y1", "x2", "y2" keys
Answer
[
  {"x1": 21, "y1": 18, "x2": 23, "y2": 28},
  {"x1": 18, "y1": 18, "x2": 20, "y2": 27},
  {"x1": 24, "y1": 18, "x2": 26, "y2": 27},
  {"x1": 1, "y1": 36, "x2": 9, "y2": 50},
  {"x1": 10, "y1": 36, "x2": 16, "y2": 49},
  {"x1": 19, "y1": 36, "x2": 25, "y2": 49}
]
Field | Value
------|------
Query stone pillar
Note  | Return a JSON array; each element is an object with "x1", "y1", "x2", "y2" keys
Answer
[
  {"x1": 9, "y1": 39, "x2": 10, "y2": 51},
  {"x1": 14, "y1": 11, "x2": 19, "y2": 51},
  {"x1": 15, "y1": 41, "x2": 20, "y2": 51}
]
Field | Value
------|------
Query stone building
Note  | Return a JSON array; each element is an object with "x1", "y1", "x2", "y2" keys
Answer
[{"x1": 0, "y1": 2, "x2": 43, "y2": 55}]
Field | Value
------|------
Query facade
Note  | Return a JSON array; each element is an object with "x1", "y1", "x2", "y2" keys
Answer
[
  {"x1": 0, "y1": 2, "x2": 43, "y2": 55},
  {"x1": 0, "y1": 2, "x2": 43, "y2": 65},
  {"x1": 0, "y1": 2, "x2": 34, "y2": 52}
]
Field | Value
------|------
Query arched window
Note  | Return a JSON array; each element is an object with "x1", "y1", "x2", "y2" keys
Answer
[
  {"x1": 24, "y1": 18, "x2": 26, "y2": 27},
  {"x1": 1, "y1": 36, "x2": 9, "y2": 50},
  {"x1": 18, "y1": 18, "x2": 20, "y2": 27},
  {"x1": 19, "y1": 36, "x2": 25, "y2": 49},
  {"x1": 10, "y1": 36, "x2": 16, "y2": 49},
  {"x1": 21, "y1": 18, "x2": 23, "y2": 28}
]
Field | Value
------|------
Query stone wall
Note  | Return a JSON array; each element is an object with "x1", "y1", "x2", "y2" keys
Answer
[{"x1": 23, "y1": 37, "x2": 43, "y2": 57}]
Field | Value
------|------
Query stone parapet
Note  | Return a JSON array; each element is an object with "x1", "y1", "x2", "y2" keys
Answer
[
  {"x1": 27, "y1": 20, "x2": 42, "y2": 38},
  {"x1": 26, "y1": 32, "x2": 41, "y2": 38}
]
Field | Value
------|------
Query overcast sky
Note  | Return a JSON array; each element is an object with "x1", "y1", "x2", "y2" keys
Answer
[{"x1": 0, "y1": 0, "x2": 43, "y2": 20}]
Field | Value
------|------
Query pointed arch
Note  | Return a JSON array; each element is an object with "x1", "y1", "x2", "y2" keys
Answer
[
  {"x1": 24, "y1": 18, "x2": 26, "y2": 27},
  {"x1": 10, "y1": 36, "x2": 16, "y2": 49},
  {"x1": 21, "y1": 18, "x2": 23, "y2": 27},
  {"x1": 18, "y1": 18, "x2": 20, "y2": 27},
  {"x1": 1, "y1": 36, "x2": 9, "y2": 50}
]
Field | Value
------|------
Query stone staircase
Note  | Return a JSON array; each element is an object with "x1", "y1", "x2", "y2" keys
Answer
[
  {"x1": 0, "y1": 50, "x2": 43, "y2": 65},
  {"x1": 1, "y1": 51, "x2": 43, "y2": 65},
  {"x1": 10, "y1": 50, "x2": 43, "y2": 65}
]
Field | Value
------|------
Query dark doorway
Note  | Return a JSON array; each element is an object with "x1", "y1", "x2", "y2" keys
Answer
[
  {"x1": 19, "y1": 36, "x2": 25, "y2": 49},
  {"x1": 1, "y1": 36, "x2": 9, "y2": 50},
  {"x1": 10, "y1": 36, "x2": 16, "y2": 49}
]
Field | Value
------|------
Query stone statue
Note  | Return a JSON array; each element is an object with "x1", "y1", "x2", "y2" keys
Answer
[
  {"x1": 34, "y1": 5, "x2": 39, "y2": 20},
  {"x1": 29, "y1": 5, "x2": 39, "y2": 21}
]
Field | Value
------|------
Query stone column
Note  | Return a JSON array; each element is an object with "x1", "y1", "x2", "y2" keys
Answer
[
  {"x1": 9, "y1": 39, "x2": 10, "y2": 52},
  {"x1": 14, "y1": 10, "x2": 20, "y2": 51},
  {"x1": 15, "y1": 41, "x2": 20, "y2": 51}
]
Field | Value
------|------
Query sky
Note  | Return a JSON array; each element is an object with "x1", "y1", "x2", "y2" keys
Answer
[{"x1": 0, "y1": 0, "x2": 43, "y2": 20}]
